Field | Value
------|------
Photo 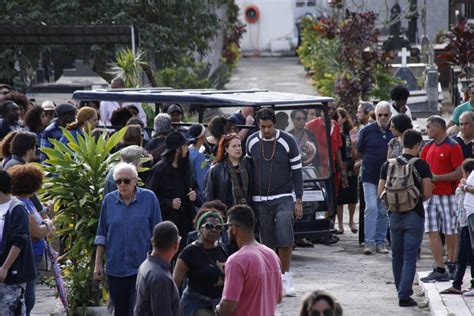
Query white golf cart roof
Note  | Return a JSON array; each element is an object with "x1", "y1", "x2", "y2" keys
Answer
[{"x1": 72, "y1": 88, "x2": 334, "y2": 108}]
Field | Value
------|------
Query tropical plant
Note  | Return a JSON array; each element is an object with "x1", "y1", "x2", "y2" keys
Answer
[
  {"x1": 108, "y1": 48, "x2": 148, "y2": 88},
  {"x1": 40, "y1": 127, "x2": 126, "y2": 310}
]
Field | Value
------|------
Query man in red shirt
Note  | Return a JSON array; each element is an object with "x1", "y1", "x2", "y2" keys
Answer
[
  {"x1": 420, "y1": 116, "x2": 463, "y2": 283},
  {"x1": 216, "y1": 205, "x2": 282, "y2": 316},
  {"x1": 306, "y1": 107, "x2": 344, "y2": 196}
]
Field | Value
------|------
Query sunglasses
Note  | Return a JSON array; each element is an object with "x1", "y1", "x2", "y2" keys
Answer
[
  {"x1": 377, "y1": 113, "x2": 390, "y2": 117},
  {"x1": 201, "y1": 223, "x2": 227, "y2": 231},
  {"x1": 224, "y1": 133, "x2": 239, "y2": 140},
  {"x1": 115, "y1": 178, "x2": 133, "y2": 185}
]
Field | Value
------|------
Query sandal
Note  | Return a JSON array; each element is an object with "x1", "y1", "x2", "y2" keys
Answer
[
  {"x1": 295, "y1": 238, "x2": 314, "y2": 248},
  {"x1": 350, "y1": 223, "x2": 358, "y2": 234},
  {"x1": 440, "y1": 287, "x2": 463, "y2": 295},
  {"x1": 335, "y1": 229, "x2": 344, "y2": 235}
]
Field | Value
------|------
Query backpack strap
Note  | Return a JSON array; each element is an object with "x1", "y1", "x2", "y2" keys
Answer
[{"x1": 398, "y1": 156, "x2": 422, "y2": 184}]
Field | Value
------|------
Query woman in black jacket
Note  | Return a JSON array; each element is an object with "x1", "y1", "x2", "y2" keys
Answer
[
  {"x1": 0, "y1": 169, "x2": 36, "y2": 314},
  {"x1": 204, "y1": 133, "x2": 251, "y2": 208}
]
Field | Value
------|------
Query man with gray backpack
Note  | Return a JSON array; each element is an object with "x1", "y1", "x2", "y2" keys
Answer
[{"x1": 379, "y1": 130, "x2": 433, "y2": 307}]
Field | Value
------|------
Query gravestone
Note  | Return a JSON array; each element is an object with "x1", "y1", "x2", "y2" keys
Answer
[
  {"x1": 425, "y1": 66, "x2": 439, "y2": 113},
  {"x1": 394, "y1": 47, "x2": 418, "y2": 90}
]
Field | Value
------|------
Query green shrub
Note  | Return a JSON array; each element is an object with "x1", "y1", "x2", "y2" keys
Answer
[{"x1": 40, "y1": 127, "x2": 127, "y2": 310}]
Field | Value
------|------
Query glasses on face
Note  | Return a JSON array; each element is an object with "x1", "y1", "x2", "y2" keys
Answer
[
  {"x1": 201, "y1": 223, "x2": 227, "y2": 231},
  {"x1": 115, "y1": 178, "x2": 133, "y2": 185},
  {"x1": 377, "y1": 113, "x2": 390, "y2": 118},
  {"x1": 309, "y1": 309, "x2": 333, "y2": 316}
]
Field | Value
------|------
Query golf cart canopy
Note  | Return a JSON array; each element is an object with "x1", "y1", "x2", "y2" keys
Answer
[{"x1": 72, "y1": 88, "x2": 334, "y2": 108}]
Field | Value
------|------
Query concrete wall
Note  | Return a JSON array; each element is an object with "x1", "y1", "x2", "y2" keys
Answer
[{"x1": 241, "y1": 0, "x2": 449, "y2": 52}]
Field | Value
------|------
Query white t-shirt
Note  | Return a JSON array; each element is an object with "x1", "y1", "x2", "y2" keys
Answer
[
  {"x1": 99, "y1": 101, "x2": 147, "y2": 126},
  {"x1": 463, "y1": 171, "x2": 474, "y2": 220},
  {"x1": 0, "y1": 200, "x2": 13, "y2": 246},
  {"x1": 390, "y1": 103, "x2": 412, "y2": 120}
]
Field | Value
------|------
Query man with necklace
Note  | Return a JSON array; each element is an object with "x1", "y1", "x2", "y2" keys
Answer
[{"x1": 245, "y1": 108, "x2": 303, "y2": 297}]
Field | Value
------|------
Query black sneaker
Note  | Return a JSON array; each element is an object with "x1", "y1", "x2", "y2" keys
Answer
[
  {"x1": 420, "y1": 269, "x2": 450, "y2": 283},
  {"x1": 447, "y1": 262, "x2": 456, "y2": 280},
  {"x1": 399, "y1": 297, "x2": 417, "y2": 307}
]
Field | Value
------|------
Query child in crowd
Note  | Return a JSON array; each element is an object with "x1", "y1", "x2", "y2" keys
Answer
[{"x1": 441, "y1": 158, "x2": 474, "y2": 295}]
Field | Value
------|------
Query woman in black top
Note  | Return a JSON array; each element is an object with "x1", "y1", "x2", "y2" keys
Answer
[
  {"x1": 173, "y1": 210, "x2": 228, "y2": 316},
  {"x1": 204, "y1": 133, "x2": 251, "y2": 208}
]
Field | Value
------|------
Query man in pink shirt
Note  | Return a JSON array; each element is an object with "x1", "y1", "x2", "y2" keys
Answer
[{"x1": 216, "y1": 205, "x2": 282, "y2": 316}]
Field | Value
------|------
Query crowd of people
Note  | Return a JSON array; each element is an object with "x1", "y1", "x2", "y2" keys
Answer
[{"x1": 1, "y1": 80, "x2": 474, "y2": 315}]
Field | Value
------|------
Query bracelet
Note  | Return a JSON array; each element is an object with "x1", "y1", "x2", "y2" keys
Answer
[{"x1": 42, "y1": 221, "x2": 51, "y2": 232}]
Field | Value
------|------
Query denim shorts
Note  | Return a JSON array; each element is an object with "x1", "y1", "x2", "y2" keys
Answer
[{"x1": 254, "y1": 197, "x2": 295, "y2": 248}]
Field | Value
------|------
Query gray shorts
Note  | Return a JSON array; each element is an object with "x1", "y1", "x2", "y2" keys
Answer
[
  {"x1": 255, "y1": 197, "x2": 294, "y2": 248},
  {"x1": 0, "y1": 283, "x2": 25, "y2": 315}
]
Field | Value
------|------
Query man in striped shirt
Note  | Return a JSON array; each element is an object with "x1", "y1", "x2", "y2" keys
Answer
[{"x1": 245, "y1": 108, "x2": 303, "y2": 297}]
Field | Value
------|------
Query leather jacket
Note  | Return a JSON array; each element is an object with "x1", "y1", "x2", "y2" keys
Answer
[{"x1": 204, "y1": 159, "x2": 251, "y2": 208}]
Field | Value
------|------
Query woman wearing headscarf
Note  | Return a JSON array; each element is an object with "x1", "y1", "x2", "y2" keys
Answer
[{"x1": 173, "y1": 210, "x2": 228, "y2": 316}]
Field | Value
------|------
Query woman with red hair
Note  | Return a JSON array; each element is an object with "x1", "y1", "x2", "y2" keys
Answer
[{"x1": 204, "y1": 133, "x2": 251, "y2": 208}]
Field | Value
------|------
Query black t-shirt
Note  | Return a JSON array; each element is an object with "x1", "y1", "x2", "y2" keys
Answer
[
  {"x1": 380, "y1": 153, "x2": 432, "y2": 218},
  {"x1": 454, "y1": 136, "x2": 474, "y2": 159},
  {"x1": 179, "y1": 242, "x2": 228, "y2": 298}
]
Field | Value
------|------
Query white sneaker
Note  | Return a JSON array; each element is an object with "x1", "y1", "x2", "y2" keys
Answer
[
  {"x1": 282, "y1": 272, "x2": 296, "y2": 297},
  {"x1": 463, "y1": 288, "x2": 474, "y2": 296}
]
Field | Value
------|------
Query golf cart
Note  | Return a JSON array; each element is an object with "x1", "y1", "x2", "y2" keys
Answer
[{"x1": 72, "y1": 88, "x2": 338, "y2": 243}]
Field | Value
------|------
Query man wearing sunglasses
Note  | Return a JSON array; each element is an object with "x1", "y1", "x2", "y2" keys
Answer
[
  {"x1": 356, "y1": 101, "x2": 393, "y2": 255},
  {"x1": 94, "y1": 163, "x2": 162, "y2": 316}
]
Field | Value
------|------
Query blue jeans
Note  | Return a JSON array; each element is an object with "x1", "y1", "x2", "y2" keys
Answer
[
  {"x1": 25, "y1": 254, "x2": 42, "y2": 316},
  {"x1": 181, "y1": 287, "x2": 220, "y2": 316},
  {"x1": 389, "y1": 211, "x2": 424, "y2": 299},
  {"x1": 363, "y1": 182, "x2": 388, "y2": 246}
]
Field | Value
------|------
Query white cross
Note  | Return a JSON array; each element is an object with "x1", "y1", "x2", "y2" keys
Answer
[{"x1": 398, "y1": 47, "x2": 411, "y2": 68}]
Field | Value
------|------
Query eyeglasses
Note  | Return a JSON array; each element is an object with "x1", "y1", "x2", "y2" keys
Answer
[
  {"x1": 377, "y1": 113, "x2": 390, "y2": 117},
  {"x1": 201, "y1": 223, "x2": 227, "y2": 231},
  {"x1": 115, "y1": 178, "x2": 133, "y2": 185}
]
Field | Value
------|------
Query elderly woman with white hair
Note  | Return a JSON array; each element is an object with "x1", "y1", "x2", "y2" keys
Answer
[
  {"x1": 146, "y1": 113, "x2": 173, "y2": 164},
  {"x1": 94, "y1": 162, "x2": 162, "y2": 316},
  {"x1": 355, "y1": 100, "x2": 393, "y2": 256}
]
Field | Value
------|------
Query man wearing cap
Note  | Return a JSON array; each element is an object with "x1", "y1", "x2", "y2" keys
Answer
[
  {"x1": 0, "y1": 100, "x2": 22, "y2": 140},
  {"x1": 99, "y1": 78, "x2": 147, "y2": 126},
  {"x1": 167, "y1": 104, "x2": 189, "y2": 135},
  {"x1": 146, "y1": 131, "x2": 201, "y2": 249},
  {"x1": 40, "y1": 103, "x2": 77, "y2": 161},
  {"x1": 41, "y1": 100, "x2": 56, "y2": 125},
  {"x1": 104, "y1": 145, "x2": 146, "y2": 196},
  {"x1": 188, "y1": 123, "x2": 210, "y2": 200}
]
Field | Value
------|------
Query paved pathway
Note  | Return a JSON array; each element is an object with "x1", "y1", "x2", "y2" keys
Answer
[{"x1": 33, "y1": 57, "x2": 457, "y2": 315}]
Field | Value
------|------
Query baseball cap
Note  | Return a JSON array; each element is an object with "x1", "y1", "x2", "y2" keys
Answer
[{"x1": 41, "y1": 100, "x2": 56, "y2": 111}]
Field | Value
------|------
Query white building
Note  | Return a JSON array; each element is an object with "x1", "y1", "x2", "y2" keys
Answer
[{"x1": 235, "y1": 0, "x2": 449, "y2": 53}]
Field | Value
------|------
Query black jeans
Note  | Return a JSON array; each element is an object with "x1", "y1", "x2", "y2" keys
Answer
[
  {"x1": 453, "y1": 226, "x2": 474, "y2": 290},
  {"x1": 107, "y1": 274, "x2": 137, "y2": 316}
]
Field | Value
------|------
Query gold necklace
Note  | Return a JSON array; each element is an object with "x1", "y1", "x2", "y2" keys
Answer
[{"x1": 260, "y1": 135, "x2": 277, "y2": 162}]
